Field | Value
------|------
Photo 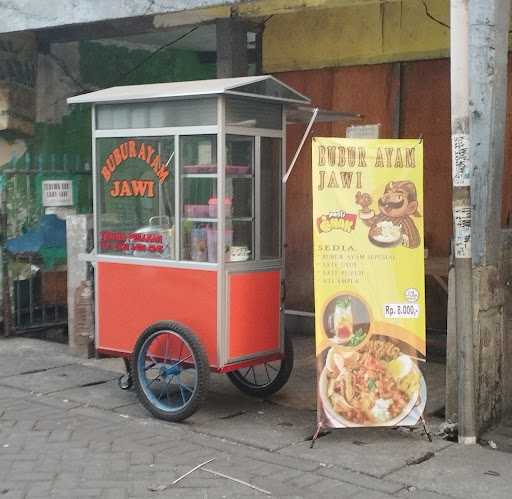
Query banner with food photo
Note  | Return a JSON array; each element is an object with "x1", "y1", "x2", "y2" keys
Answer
[{"x1": 312, "y1": 138, "x2": 426, "y2": 428}]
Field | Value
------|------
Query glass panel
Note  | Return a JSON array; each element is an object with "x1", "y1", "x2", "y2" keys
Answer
[
  {"x1": 227, "y1": 220, "x2": 253, "y2": 262},
  {"x1": 181, "y1": 135, "x2": 217, "y2": 173},
  {"x1": 96, "y1": 137, "x2": 175, "y2": 259},
  {"x1": 225, "y1": 135, "x2": 254, "y2": 261},
  {"x1": 182, "y1": 177, "x2": 217, "y2": 219},
  {"x1": 183, "y1": 221, "x2": 217, "y2": 263},
  {"x1": 96, "y1": 98, "x2": 217, "y2": 129},
  {"x1": 180, "y1": 135, "x2": 218, "y2": 261},
  {"x1": 227, "y1": 134, "x2": 253, "y2": 219},
  {"x1": 260, "y1": 137, "x2": 281, "y2": 259},
  {"x1": 226, "y1": 97, "x2": 282, "y2": 130},
  {"x1": 228, "y1": 177, "x2": 252, "y2": 218},
  {"x1": 231, "y1": 79, "x2": 308, "y2": 102},
  {"x1": 227, "y1": 134, "x2": 254, "y2": 174}
]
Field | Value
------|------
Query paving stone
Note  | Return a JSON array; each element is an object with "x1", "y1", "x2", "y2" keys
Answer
[
  {"x1": 11, "y1": 460, "x2": 37, "y2": 472},
  {"x1": 8, "y1": 472, "x2": 56, "y2": 482},
  {"x1": 1, "y1": 364, "x2": 117, "y2": 395},
  {"x1": 0, "y1": 490, "x2": 25, "y2": 499},
  {"x1": 129, "y1": 451, "x2": 154, "y2": 465},
  {"x1": 278, "y1": 429, "x2": 452, "y2": 478},
  {"x1": 305, "y1": 476, "x2": 361, "y2": 495},
  {"x1": 51, "y1": 379, "x2": 136, "y2": 410},
  {"x1": 317, "y1": 466, "x2": 405, "y2": 494},
  {"x1": 0, "y1": 385, "x2": 27, "y2": 400},
  {"x1": 187, "y1": 433, "x2": 321, "y2": 472},
  {"x1": 396, "y1": 488, "x2": 454, "y2": 498},
  {"x1": 102, "y1": 489, "x2": 128, "y2": 499},
  {"x1": 25, "y1": 481, "x2": 54, "y2": 498},
  {"x1": 0, "y1": 352, "x2": 70, "y2": 379},
  {"x1": 286, "y1": 471, "x2": 324, "y2": 489},
  {"x1": 386, "y1": 444, "x2": 512, "y2": 499},
  {"x1": 350, "y1": 490, "x2": 394, "y2": 498}
]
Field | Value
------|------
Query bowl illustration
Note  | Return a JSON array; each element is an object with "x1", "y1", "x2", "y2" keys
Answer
[{"x1": 318, "y1": 338, "x2": 425, "y2": 427}]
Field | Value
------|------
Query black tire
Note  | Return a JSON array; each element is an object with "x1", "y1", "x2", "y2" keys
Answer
[
  {"x1": 227, "y1": 332, "x2": 294, "y2": 397},
  {"x1": 132, "y1": 321, "x2": 209, "y2": 422}
]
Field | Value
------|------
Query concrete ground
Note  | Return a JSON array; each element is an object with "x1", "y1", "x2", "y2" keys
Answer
[{"x1": 0, "y1": 336, "x2": 511, "y2": 499}]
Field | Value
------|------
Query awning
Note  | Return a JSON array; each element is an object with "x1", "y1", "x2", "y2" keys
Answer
[{"x1": 286, "y1": 105, "x2": 362, "y2": 124}]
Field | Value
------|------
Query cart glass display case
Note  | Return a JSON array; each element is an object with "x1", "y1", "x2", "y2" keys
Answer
[{"x1": 69, "y1": 76, "x2": 310, "y2": 372}]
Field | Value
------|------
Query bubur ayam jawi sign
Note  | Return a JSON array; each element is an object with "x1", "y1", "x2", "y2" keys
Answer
[
  {"x1": 100, "y1": 139, "x2": 170, "y2": 197},
  {"x1": 312, "y1": 138, "x2": 426, "y2": 429},
  {"x1": 98, "y1": 139, "x2": 171, "y2": 255}
]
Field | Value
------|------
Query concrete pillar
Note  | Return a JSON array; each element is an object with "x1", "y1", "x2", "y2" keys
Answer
[
  {"x1": 469, "y1": 0, "x2": 511, "y2": 431},
  {"x1": 216, "y1": 18, "x2": 248, "y2": 78},
  {"x1": 66, "y1": 214, "x2": 94, "y2": 357},
  {"x1": 502, "y1": 232, "x2": 512, "y2": 414}
]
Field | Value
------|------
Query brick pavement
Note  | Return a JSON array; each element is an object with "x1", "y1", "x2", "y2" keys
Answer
[
  {"x1": 0, "y1": 387, "x2": 403, "y2": 498},
  {"x1": 1, "y1": 338, "x2": 511, "y2": 498}
]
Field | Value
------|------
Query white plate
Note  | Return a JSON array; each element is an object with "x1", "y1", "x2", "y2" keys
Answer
[
  {"x1": 230, "y1": 255, "x2": 249, "y2": 261},
  {"x1": 318, "y1": 359, "x2": 425, "y2": 427}
]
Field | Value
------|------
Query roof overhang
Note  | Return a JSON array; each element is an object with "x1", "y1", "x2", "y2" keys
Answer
[{"x1": 67, "y1": 75, "x2": 310, "y2": 106}]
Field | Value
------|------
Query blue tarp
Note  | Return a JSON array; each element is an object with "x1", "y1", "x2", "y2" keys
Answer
[{"x1": 6, "y1": 214, "x2": 66, "y2": 255}]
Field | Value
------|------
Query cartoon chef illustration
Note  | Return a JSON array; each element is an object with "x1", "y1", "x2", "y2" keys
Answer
[{"x1": 355, "y1": 180, "x2": 421, "y2": 249}]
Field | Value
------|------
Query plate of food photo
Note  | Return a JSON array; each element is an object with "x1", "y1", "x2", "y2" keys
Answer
[
  {"x1": 318, "y1": 337, "x2": 425, "y2": 427},
  {"x1": 368, "y1": 220, "x2": 402, "y2": 248}
]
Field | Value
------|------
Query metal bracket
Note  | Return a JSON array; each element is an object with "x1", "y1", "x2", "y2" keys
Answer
[{"x1": 282, "y1": 107, "x2": 319, "y2": 184}]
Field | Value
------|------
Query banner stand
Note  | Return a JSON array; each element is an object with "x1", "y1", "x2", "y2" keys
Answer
[
  {"x1": 309, "y1": 416, "x2": 432, "y2": 449},
  {"x1": 311, "y1": 138, "x2": 429, "y2": 443}
]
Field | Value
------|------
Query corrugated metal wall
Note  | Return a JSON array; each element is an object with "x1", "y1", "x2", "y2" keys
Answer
[{"x1": 278, "y1": 58, "x2": 512, "y2": 311}]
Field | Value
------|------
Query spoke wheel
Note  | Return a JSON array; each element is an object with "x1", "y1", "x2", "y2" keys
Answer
[
  {"x1": 133, "y1": 321, "x2": 209, "y2": 422},
  {"x1": 227, "y1": 332, "x2": 294, "y2": 397}
]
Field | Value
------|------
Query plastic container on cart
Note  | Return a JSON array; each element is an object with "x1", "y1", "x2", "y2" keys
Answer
[
  {"x1": 208, "y1": 197, "x2": 232, "y2": 218},
  {"x1": 190, "y1": 227, "x2": 208, "y2": 261},
  {"x1": 184, "y1": 204, "x2": 210, "y2": 217},
  {"x1": 183, "y1": 164, "x2": 217, "y2": 173},
  {"x1": 226, "y1": 165, "x2": 250, "y2": 175},
  {"x1": 207, "y1": 227, "x2": 233, "y2": 263}
]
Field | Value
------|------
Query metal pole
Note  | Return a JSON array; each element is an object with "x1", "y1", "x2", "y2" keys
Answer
[{"x1": 450, "y1": 0, "x2": 476, "y2": 444}]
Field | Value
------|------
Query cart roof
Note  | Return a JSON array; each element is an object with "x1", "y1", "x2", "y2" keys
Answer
[{"x1": 67, "y1": 75, "x2": 310, "y2": 105}]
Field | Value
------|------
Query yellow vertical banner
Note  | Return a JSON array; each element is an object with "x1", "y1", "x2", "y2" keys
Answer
[{"x1": 312, "y1": 138, "x2": 426, "y2": 428}]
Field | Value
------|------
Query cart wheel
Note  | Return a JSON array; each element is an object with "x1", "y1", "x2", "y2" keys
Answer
[
  {"x1": 227, "y1": 332, "x2": 294, "y2": 397},
  {"x1": 133, "y1": 321, "x2": 209, "y2": 422},
  {"x1": 118, "y1": 373, "x2": 133, "y2": 390}
]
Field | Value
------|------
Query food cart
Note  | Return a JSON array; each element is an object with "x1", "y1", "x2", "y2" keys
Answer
[{"x1": 68, "y1": 76, "x2": 354, "y2": 422}]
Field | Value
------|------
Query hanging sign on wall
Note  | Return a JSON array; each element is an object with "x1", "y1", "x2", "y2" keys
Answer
[{"x1": 42, "y1": 180, "x2": 73, "y2": 207}]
